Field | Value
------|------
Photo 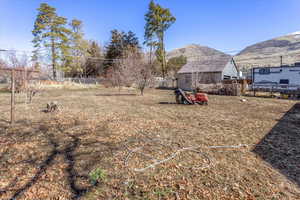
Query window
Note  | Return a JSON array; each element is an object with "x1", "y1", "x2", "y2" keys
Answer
[
  {"x1": 259, "y1": 68, "x2": 270, "y2": 74},
  {"x1": 279, "y1": 79, "x2": 289, "y2": 84},
  {"x1": 223, "y1": 75, "x2": 231, "y2": 80}
]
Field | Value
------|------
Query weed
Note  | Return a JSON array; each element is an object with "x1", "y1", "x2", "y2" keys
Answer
[
  {"x1": 89, "y1": 167, "x2": 107, "y2": 185},
  {"x1": 153, "y1": 187, "x2": 174, "y2": 198}
]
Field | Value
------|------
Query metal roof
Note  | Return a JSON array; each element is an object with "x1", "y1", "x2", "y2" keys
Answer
[{"x1": 177, "y1": 55, "x2": 233, "y2": 73}]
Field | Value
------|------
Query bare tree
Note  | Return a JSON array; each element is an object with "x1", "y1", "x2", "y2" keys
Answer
[
  {"x1": 106, "y1": 48, "x2": 153, "y2": 95},
  {"x1": 118, "y1": 49, "x2": 153, "y2": 95},
  {"x1": 0, "y1": 58, "x2": 8, "y2": 83},
  {"x1": 7, "y1": 52, "x2": 30, "y2": 92},
  {"x1": 1, "y1": 51, "x2": 40, "y2": 103},
  {"x1": 134, "y1": 63, "x2": 153, "y2": 95},
  {"x1": 108, "y1": 64, "x2": 124, "y2": 92},
  {"x1": 0, "y1": 58, "x2": 6, "y2": 68}
]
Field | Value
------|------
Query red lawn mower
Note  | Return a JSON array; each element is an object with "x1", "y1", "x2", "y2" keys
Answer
[{"x1": 174, "y1": 88, "x2": 209, "y2": 105}]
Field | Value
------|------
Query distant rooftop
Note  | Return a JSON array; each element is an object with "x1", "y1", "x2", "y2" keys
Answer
[{"x1": 178, "y1": 55, "x2": 232, "y2": 73}]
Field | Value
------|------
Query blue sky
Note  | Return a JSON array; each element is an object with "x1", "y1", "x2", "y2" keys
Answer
[{"x1": 1, "y1": 0, "x2": 300, "y2": 54}]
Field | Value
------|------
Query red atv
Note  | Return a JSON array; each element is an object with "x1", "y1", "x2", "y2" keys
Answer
[{"x1": 175, "y1": 88, "x2": 208, "y2": 105}]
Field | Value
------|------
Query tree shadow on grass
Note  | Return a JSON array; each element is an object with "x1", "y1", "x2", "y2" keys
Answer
[
  {"x1": 0, "y1": 119, "x2": 10, "y2": 123},
  {"x1": 0, "y1": 118, "x2": 123, "y2": 200},
  {"x1": 158, "y1": 102, "x2": 177, "y2": 105},
  {"x1": 96, "y1": 93, "x2": 137, "y2": 97},
  {"x1": 253, "y1": 103, "x2": 300, "y2": 187}
]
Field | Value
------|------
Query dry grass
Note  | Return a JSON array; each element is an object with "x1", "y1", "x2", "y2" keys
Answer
[
  {"x1": 0, "y1": 86, "x2": 299, "y2": 200},
  {"x1": 35, "y1": 81, "x2": 102, "y2": 90}
]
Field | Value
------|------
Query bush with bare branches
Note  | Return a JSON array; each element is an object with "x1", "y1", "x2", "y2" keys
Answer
[{"x1": 115, "y1": 49, "x2": 153, "y2": 95}]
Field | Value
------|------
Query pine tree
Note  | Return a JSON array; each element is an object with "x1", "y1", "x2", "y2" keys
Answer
[
  {"x1": 144, "y1": 0, "x2": 176, "y2": 78},
  {"x1": 67, "y1": 19, "x2": 89, "y2": 77},
  {"x1": 124, "y1": 31, "x2": 140, "y2": 50},
  {"x1": 167, "y1": 55, "x2": 187, "y2": 73},
  {"x1": 32, "y1": 3, "x2": 71, "y2": 79},
  {"x1": 104, "y1": 30, "x2": 140, "y2": 71},
  {"x1": 144, "y1": 0, "x2": 157, "y2": 65},
  {"x1": 105, "y1": 30, "x2": 124, "y2": 64},
  {"x1": 86, "y1": 40, "x2": 103, "y2": 76}
]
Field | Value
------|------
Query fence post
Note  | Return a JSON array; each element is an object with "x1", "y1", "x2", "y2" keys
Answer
[
  {"x1": 241, "y1": 79, "x2": 246, "y2": 95},
  {"x1": 11, "y1": 69, "x2": 15, "y2": 125}
]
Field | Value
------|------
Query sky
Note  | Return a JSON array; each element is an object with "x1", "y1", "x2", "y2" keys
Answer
[{"x1": 1, "y1": 0, "x2": 300, "y2": 54}]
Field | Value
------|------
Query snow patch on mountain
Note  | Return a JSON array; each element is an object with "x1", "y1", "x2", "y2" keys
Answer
[{"x1": 288, "y1": 31, "x2": 300, "y2": 36}]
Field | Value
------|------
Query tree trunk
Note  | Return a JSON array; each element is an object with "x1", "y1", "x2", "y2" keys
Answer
[
  {"x1": 160, "y1": 32, "x2": 166, "y2": 79},
  {"x1": 149, "y1": 44, "x2": 153, "y2": 65},
  {"x1": 51, "y1": 37, "x2": 57, "y2": 80}
]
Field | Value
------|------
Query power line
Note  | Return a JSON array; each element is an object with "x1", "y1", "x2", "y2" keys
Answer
[
  {"x1": 0, "y1": 67, "x2": 39, "y2": 73},
  {"x1": 1, "y1": 48, "x2": 299, "y2": 65},
  {"x1": 0, "y1": 49, "x2": 33, "y2": 53}
]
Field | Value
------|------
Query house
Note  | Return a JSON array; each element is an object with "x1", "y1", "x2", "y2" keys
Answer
[
  {"x1": 252, "y1": 63, "x2": 300, "y2": 93},
  {"x1": 177, "y1": 56, "x2": 239, "y2": 90}
]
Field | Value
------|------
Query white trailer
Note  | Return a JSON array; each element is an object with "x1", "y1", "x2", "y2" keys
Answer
[{"x1": 252, "y1": 64, "x2": 300, "y2": 95}]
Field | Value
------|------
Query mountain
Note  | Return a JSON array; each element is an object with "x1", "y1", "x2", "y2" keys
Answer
[
  {"x1": 235, "y1": 32, "x2": 300, "y2": 70},
  {"x1": 168, "y1": 32, "x2": 300, "y2": 73},
  {"x1": 167, "y1": 44, "x2": 231, "y2": 62}
]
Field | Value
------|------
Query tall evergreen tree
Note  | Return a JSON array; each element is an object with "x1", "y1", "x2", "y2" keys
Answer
[
  {"x1": 144, "y1": 0, "x2": 157, "y2": 65},
  {"x1": 66, "y1": 19, "x2": 89, "y2": 77},
  {"x1": 124, "y1": 31, "x2": 140, "y2": 50},
  {"x1": 87, "y1": 40, "x2": 102, "y2": 58},
  {"x1": 105, "y1": 30, "x2": 124, "y2": 63},
  {"x1": 144, "y1": 0, "x2": 176, "y2": 78},
  {"x1": 104, "y1": 30, "x2": 140, "y2": 71},
  {"x1": 85, "y1": 40, "x2": 103, "y2": 76},
  {"x1": 32, "y1": 3, "x2": 71, "y2": 79}
]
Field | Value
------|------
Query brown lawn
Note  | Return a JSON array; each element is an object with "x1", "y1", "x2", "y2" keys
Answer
[{"x1": 0, "y1": 86, "x2": 299, "y2": 200}]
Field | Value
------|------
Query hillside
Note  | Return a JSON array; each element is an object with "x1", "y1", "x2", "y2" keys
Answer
[
  {"x1": 235, "y1": 32, "x2": 300, "y2": 70},
  {"x1": 167, "y1": 44, "x2": 231, "y2": 62}
]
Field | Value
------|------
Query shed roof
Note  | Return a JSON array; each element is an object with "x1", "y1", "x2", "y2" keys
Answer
[{"x1": 178, "y1": 55, "x2": 233, "y2": 73}]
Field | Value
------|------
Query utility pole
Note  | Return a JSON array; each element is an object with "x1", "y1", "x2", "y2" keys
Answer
[{"x1": 280, "y1": 56, "x2": 283, "y2": 66}]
